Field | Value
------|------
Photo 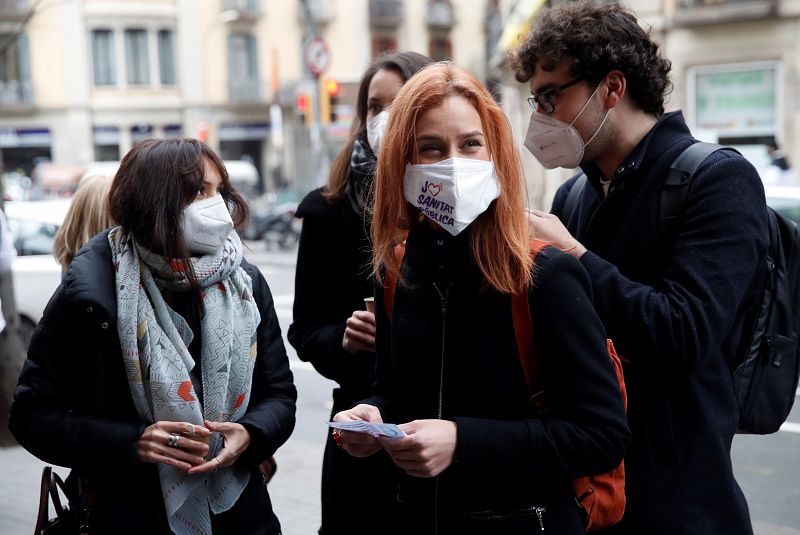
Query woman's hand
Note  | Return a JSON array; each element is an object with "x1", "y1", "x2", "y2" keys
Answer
[
  {"x1": 342, "y1": 310, "x2": 376, "y2": 353},
  {"x1": 332, "y1": 404, "x2": 383, "y2": 457},
  {"x1": 137, "y1": 421, "x2": 211, "y2": 472},
  {"x1": 188, "y1": 420, "x2": 252, "y2": 474},
  {"x1": 379, "y1": 419, "x2": 457, "y2": 478}
]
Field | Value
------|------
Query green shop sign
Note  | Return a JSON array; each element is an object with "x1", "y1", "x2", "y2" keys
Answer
[{"x1": 695, "y1": 67, "x2": 776, "y2": 132}]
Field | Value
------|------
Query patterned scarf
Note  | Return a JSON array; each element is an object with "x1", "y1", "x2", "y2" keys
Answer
[
  {"x1": 343, "y1": 136, "x2": 377, "y2": 215},
  {"x1": 108, "y1": 227, "x2": 260, "y2": 535}
]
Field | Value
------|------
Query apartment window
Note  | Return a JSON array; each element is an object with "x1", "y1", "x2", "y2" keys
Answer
[
  {"x1": 429, "y1": 38, "x2": 452, "y2": 61},
  {"x1": 158, "y1": 30, "x2": 175, "y2": 85},
  {"x1": 125, "y1": 29, "x2": 149, "y2": 85},
  {"x1": 91, "y1": 30, "x2": 116, "y2": 86},
  {"x1": 371, "y1": 37, "x2": 397, "y2": 60},
  {"x1": 0, "y1": 32, "x2": 32, "y2": 105},
  {"x1": 227, "y1": 33, "x2": 260, "y2": 102}
]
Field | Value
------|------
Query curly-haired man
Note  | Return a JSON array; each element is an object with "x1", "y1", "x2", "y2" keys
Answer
[{"x1": 516, "y1": 2, "x2": 766, "y2": 534}]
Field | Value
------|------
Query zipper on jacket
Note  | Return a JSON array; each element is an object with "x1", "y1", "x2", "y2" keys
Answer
[
  {"x1": 431, "y1": 281, "x2": 450, "y2": 535},
  {"x1": 465, "y1": 505, "x2": 546, "y2": 530}
]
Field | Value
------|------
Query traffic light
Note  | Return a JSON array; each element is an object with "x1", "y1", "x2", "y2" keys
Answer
[
  {"x1": 325, "y1": 78, "x2": 340, "y2": 98},
  {"x1": 321, "y1": 78, "x2": 339, "y2": 125},
  {"x1": 296, "y1": 93, "x2": 312, "y2": 126}
]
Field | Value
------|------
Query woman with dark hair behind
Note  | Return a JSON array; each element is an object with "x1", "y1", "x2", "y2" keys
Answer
[
  {"x1": 288, "y1": 51, "x2": 432, "y2": 535},
  {"x1": 11, "y1": 139, "x2": 296, "y2": 535}
]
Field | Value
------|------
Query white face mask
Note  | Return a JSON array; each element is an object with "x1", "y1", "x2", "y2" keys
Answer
[
  {"x1": 181, "y1": 194, "x2": 234, "y2": 254},
  {"x1": 366, "y1": 110, "x2": 389, "y2": 154},
  {"x1": 403, "y1": 157, "x2": 500, "y2": 236},
  {"x1": 524, "y1": 84, "x2": 609, "y2": 169}
]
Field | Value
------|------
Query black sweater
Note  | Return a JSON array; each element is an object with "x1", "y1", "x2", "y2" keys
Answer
[
  {"x1": 10, "y1": 230, "x2": 296, "y2": 534},
  {"x1": 551, "y1": 111, "x2": 767, "y2": 534},
  {"x1": 288, "y1": 187, "x2": 376, "y2": 402},
  {"x1": 364, "y1": 224, "x2": 630, "y2": 534}
]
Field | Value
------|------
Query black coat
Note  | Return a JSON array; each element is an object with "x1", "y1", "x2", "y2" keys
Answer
[
  {"x1": 551, "y1": 112, "x2": 767, "y2": 534},
  {"x1": 288, "y1": 187, "x2": 398, "y2": 535},
  {"x1": 10, "y1": 230, "x2": 297, "y2": 535},
  {"x1": 363, "y1": 223, "x2": 630, "y2": 535}
]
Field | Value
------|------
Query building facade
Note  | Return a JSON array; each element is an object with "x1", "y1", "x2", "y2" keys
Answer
[
  {"x1": 0, "y1": 0, "x2": 489, "y2": 196},
  {"x1": 489, "y1": 0, "x2": 800, "y2": 209}
]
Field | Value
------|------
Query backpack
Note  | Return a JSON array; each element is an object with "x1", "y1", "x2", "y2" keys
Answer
[
  {"x1": 384, "y1": 241, "x2": 627, "y2": 532},
  {"x1": 561, "y1": 141, "x2": 800, "y2": 435}
]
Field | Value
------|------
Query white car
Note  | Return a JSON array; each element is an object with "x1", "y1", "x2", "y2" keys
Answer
[
  {"x1": 764, "y1": 186, "x2": 800, "y2": 224},
  {"x1": 5, "y1": 199, "x2": 70, "y2": 346}
]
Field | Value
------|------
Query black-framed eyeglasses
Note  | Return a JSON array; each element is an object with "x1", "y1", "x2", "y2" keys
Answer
[{"x1": 527, "y1": 77, "x2": 585, "y2": 114}]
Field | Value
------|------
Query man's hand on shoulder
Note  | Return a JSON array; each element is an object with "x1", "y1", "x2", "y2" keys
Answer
[{"x1": 528, "y1": 210, "x2": 587, "y2": 259}]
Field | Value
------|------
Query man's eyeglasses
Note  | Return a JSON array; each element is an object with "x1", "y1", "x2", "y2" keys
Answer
[{"x1": 527, "y1": 77, "x2": 585, "y2": 114}]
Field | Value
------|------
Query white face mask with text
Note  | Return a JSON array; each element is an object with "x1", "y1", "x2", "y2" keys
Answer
[
  {"x1": 366, "y1": 110, "x2": 390, "y2": 155},
  {"x1": 524, "y1": 83, "x2": 609, "y2": 169},
  {"x1": 403, "y1": 157, "x2": 500, "y2": 236},
  {"x1": 181, "y1": 193, "x2": 234, "y2": 254}
]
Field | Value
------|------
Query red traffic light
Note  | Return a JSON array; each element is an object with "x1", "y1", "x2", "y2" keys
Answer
[
  {"x1": 324, "y1": 79, "x2": 340, "y2": 97},
  {"x1": 296, "y1": 94, "x2": 310, "y2": 112}
]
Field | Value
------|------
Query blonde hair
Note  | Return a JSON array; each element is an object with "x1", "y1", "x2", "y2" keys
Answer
[
  {"x1": 53, "y1": 174, "x2": 115, "y2": 270},
  {"x1": 372, "y1": 62, "x2": 532, "y2": 294}
]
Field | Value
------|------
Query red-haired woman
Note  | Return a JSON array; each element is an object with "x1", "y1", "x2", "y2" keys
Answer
[
  {"x1": 289, "y1": 51, "x2": 432, "y2": 535},
  {"x1": 333, "y1": 63, "x2": 629, "y2": 534}
]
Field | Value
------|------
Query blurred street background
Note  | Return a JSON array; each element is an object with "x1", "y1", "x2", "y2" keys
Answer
[{"x1": 1, "y1": 0, "x2": 800, "y2": 533}]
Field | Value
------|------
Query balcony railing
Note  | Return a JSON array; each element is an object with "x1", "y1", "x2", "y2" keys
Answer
[
  {"x1": 299, "y1": 0, "x2": 334, "y2": 24},
  {"x1": 370, "y1": 0, "x2": 403, "y2": 27},
  {"x1": 673, "y1": 0, "x2": 777, "y2": 25},
  {"x1": 228, "y1": 78, "x2": 261, "y2": 104},
  {"x1": 0, "y1": 0, "x2": 28, "y2": 20},
  {"x1": 224, "y1": 0, "x2": 261, "y2": 19},
  {"x1": 0, "y1": 79, "x2": 33, "y2": 107},
  {"x1": 427, "y1": 0, "x2": 455, "y2": 29}
]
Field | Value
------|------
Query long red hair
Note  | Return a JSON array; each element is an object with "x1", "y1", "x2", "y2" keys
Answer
[{"x1": 372, "y1": 62, "x2": 532, "y2": 294}]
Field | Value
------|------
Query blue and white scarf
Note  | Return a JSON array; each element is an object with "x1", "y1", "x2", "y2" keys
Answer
[{"x1": 108, "y1": 227, "x2": 260, "y2": 535}]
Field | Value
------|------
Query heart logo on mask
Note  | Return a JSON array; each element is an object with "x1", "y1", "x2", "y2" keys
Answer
[{"x1": 428, "y1": 183, "x2": 442, "y2": 197}]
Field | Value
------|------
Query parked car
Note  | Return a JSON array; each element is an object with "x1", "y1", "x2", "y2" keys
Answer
[
  {"x1": 765, "y1": 186, "x2": 800, "y2": 224},
  {"x1": 4, "y1": 199, "x2": 70, "y2": 347}
]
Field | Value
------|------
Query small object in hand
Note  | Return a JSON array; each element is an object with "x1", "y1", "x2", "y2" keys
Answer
[
  {"x1": 332, "y1": 429, "x2": 344, "y2": 448},
  {"x1": 168, "y1": 433, "x2": 180, "y2": 448},
  {"x1": 364, "y1": 297, "x2": 375, "y2": 313}
]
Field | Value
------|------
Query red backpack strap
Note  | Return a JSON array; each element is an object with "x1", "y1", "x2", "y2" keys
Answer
[
  {"x1": 512, "y1": 239, "x2": 550, "y2": 412},
  {"x1": 383, "y1": 242, "x2": 406, "y2": 321}
]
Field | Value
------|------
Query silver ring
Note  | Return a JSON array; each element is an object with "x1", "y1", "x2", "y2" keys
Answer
[
  {"x1": 213, "y1": 457, "x2": 222, "y2": 472},
  {"x1": 185, "y1": 423, "x2": 195, "y2": 436},
  {"x1": 167, "y1": 433, "x2": 180, "y2": 448}
]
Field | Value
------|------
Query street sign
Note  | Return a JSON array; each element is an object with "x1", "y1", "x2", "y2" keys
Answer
[{"x1": 304, "y1": 37, "x2": 330, "y2": 76}]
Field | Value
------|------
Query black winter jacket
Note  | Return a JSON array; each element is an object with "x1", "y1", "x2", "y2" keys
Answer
[
  {"x1": 10, "y1": 230, "x2": 297, "y2": 535},
  {"x1": 363, "y1": 223, "x2": 630, "y2": 535},
  {"x1": 551, "y1": 112, "x2": 767, "y2": 534},
  {"x1": 288, "y1": 187, "x2": 398, "y2": 535}
]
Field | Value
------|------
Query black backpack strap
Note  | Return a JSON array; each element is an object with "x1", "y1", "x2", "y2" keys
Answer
[
  {"x1": 661, "y1": 142, "x2": 740, "y2": 233},
  {"x1": 561, "y1": 172, "x2": 587, "y2": 223}
]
